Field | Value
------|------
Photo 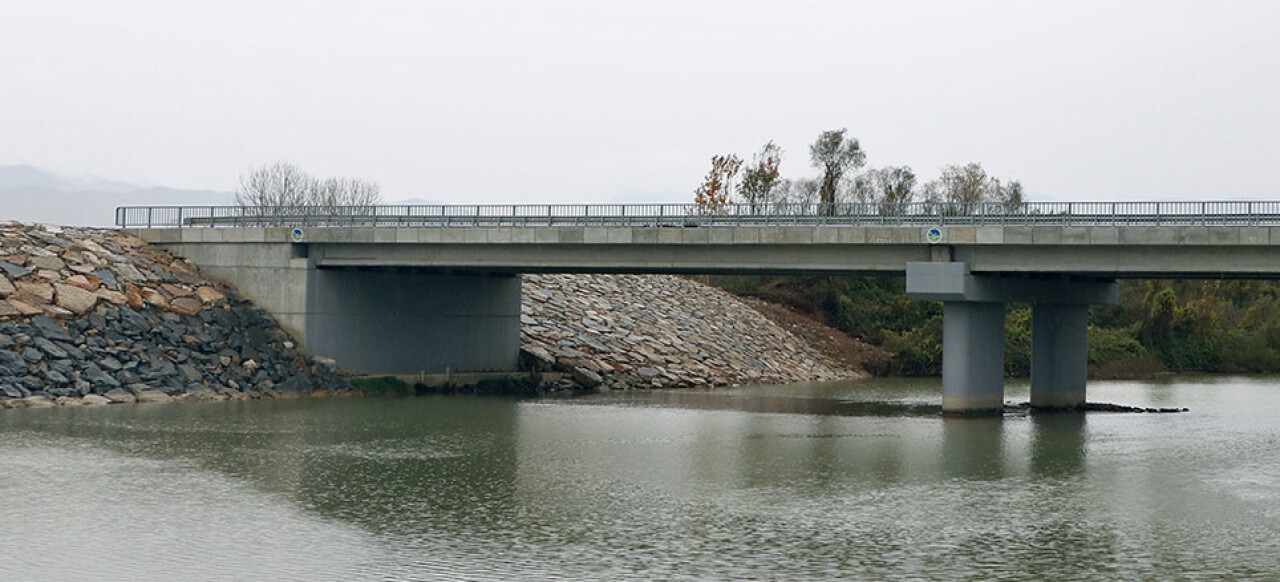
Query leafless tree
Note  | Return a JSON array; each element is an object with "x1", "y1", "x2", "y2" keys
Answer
[
  {"x1": 236, "y1": 161, "x2": 382, "y2": 217},
  {"x1": 236, "y1": 161, "x2": 315, "y2": 210},
  {"x1": 774, "y1": 177, "x2": 821, "y2": 213},
  {"x1": 923, "y1": 163, "x2": 1024, "y2": 215},
  {"x1": 314, "y1": 177, "x2": 381, "y2": 214}
]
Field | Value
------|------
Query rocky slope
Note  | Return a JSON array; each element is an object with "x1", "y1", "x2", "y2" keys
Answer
[
  {"x1": 521, "y1": 274, "x2": 861, "y2": 390},
  {"x1": 1, "y1": 221, "x2": 862, "y2": 407},
  {"x1": 0, "y1": 222, "x2": 350, "y2": 408}
]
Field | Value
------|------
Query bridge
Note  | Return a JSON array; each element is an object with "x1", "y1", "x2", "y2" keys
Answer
[{"x1": 119, "y1": 201, "x2": 1280, "y2": 414}]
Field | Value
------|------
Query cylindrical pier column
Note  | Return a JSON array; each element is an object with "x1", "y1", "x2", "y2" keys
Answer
[
  {"x1": 1030, "y1": 303, "x2": 1088, "y2": 409},
  {"x1": 942, "y1": 301, "x2": 1006, "y2": 415}
]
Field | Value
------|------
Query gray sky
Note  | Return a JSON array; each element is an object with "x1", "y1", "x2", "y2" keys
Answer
[{"x1": 2, "y1": 0, "x2": 1277, "y2": 205}]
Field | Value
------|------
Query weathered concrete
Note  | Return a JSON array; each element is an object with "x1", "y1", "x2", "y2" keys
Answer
[
  {"x1": 1030, "y1": 304, "x2": 1088, "y2": 409},
  {"x1": 941, "y1": 302, "x2": 1006, "y2": 414},
  {"x1": 128, "y1": 225, "x2": 1280, "y2": 278},
  {"x1": 306, "y1": 269, "x2": 520, "y2": 375}
]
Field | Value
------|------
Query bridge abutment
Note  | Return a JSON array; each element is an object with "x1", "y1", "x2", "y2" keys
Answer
[
  {"x1": 907, "y1": 263, "x2": 1117, "y2": 415},
  {"x1": 306, "y1": 269, "x2": 521, "y2": 375}
]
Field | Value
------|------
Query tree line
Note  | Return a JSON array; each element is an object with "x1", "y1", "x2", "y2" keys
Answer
[
  {"x1": 235, "y1": 161, "x2": 382, "y2": 210},
  {"x1": 695, "y1": 129, "x2": 1024, "y2": 214}
]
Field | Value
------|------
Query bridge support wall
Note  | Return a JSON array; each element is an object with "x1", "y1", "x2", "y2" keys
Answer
[
  {"x1": 153, "y1": 241, "x2": 521, "y2": 375},
  {"x1": 908, "y1": 262, "x2": 1117, "y2": 415},
  {"x1": 306, "y1": 269, "x2": 521, "y2": 375}
]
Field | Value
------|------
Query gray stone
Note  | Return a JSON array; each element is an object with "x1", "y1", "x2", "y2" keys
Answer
[
  {"x1": 116, "y1": 370, "x2": 142, "y2": 385},
  {"x1": 81, "y1": 393, "x2": 111, "y2": 405},
  {"x1": 92, "y1": 269, "x2": 118, "y2": 290},
  {"x1": 103, "y1": 388, "x2": 136, "y2": 403},
  {"x1": 571, "y1": 366, "x2": 603, "y2": 388},
  {"x1": 134, "y1": 389, "x2": 173, "y2": 403},
  {"x1": 179, "y1": 364, "x2": 202, "y2": 383},
  {"x1": 0, "y1": 261, "x2": 31, "y2": 280},
  {"x1": 275, "y1": 376, "x2": 312, "y2": 392},
  {"x1": 31, "y1": 315, "x2": 73, "y2": 342},
  {"x1": 32, "y1": 337, "x2": 68, "y2": 359},
  {"x1": 83, "y1": 363, "x2": 121, "y2": 391}
]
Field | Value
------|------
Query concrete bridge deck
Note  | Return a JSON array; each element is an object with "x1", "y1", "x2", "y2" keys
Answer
[{"x1": 128, "y1": 223, "x2": 1280, "y2": 279}]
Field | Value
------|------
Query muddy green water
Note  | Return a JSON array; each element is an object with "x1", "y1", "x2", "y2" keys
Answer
[{"x1": 2, "y1": 377, "x2": 1279, "y2": 580}]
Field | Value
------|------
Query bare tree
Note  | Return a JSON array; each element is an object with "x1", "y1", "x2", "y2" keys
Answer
[
  {"x1": 739, "y1": 141, "x2": 783, "y2": 214},
  {"x1": 852, "y1": 165, "x2": 917, "y2": 215},
  {"x1": 774, "y1": 177, "x2": 821, "y2": 212},
  {"x1": 236, "y1": 161, "x2": 315, "y2": 209},
  {"x1": 236, "y1": 161, "x2": 382, "y2": 216},
  {"x1": 809, "y1": 129, "x2": 866, "y2": 215},
  {"x1": 923, "y1": 163, "x2": 1024, "y2": 214},
  {"x1": 315, "y1": 177, "x2": 381, "y2": 214}
]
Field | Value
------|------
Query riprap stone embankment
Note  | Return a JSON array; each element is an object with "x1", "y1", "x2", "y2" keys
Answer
[
  {"x1": 520, "y1": 274, "x2": 860, "y2": 390},
  {"x1": 0, "y1": 222, "x2": 349, "y2": 408}
]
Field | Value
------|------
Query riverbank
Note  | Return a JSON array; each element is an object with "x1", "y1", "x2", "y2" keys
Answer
[
  {"x1": 520, "y1": 274, "x2": 864, "y2": 390},
  {"x1": 0, "y1": 222, "x2": 351, "y2": 407}
]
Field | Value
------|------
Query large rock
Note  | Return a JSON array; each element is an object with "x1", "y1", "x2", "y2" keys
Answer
[
  {"x1": 5, "y1": 298, "x2": 42, "y2": 315},
  {"x1": 169, "y1": 296, "x2": 203, "y2": 316},
  {"x1": 54, "y1": 283, "x2": 98, "y2": 315},
  {"x1": 0, "y1": 260, "x2": 32, "y2": 280},
  {"x1": 27, "y1": 255, "x2": 65, "y2": 271},
  {"x1": 94, "y1": 288, "x2": 127, "y2": 305},
  {"x1": 196, "y1": 286, "x2": 225, "y2": 304},
  {"x1": 0, "y1": 275, "x2": 13, "y2": 297},
  {"x1": 103, "y1": 388, "x2": 137, "y2": 404},
  {"x1": 31, "y1": 314, "x2": 73, "y2": 342},
  {"x1": 15, "y1": 280, "x2": 53, "y2": 304}
]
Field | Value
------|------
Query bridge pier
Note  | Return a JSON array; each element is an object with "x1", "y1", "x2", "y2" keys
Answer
[
  {"x1": 907, "y1": 263, "x2": 1117, "y2": 415},
  {"x1": 941, "y1": 301, "x2": 1006, "y2": 413},
  {"x1": 1030, "y1": 304, "x2": 1088, "y2": 409}
]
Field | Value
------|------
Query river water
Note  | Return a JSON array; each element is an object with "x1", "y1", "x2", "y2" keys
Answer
[{"x1": 2, "y1": 377, "x2": 1279, "y2": 580}]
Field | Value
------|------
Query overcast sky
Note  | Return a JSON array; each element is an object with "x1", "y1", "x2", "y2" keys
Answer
[{"x1": 2, "y1": 1, "x2": 1277, "y2": 205}]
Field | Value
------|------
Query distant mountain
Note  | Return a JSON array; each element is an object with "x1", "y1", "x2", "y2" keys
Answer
[{"x1": 0, "y1": 165, "x2": 233, "y2": 227}]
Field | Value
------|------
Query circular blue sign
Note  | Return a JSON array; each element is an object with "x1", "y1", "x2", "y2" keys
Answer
[{"x1": 926, "y1": 228, "x2": 943, "y2": 244}]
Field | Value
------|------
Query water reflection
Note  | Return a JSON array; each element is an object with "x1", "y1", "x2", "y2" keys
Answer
[
  {"x1": 941, "y1": 416, "x2": 1006, "y2": 480},
  {"x1": 1029, "y1": 412, "x2": 1087, "y2": 478}
]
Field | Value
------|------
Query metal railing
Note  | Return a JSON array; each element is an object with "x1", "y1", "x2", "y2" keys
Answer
[{"x1": 115, "y1": 201, "x2": 1280, "y2": 229}]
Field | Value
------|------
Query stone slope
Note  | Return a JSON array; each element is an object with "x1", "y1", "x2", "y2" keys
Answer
[
  {"x1": 0, "y1": 222, "x2": 349, "y2": 407},
  {"x1": 521, "y1": 274, "x2": 859, "y2": 389}
]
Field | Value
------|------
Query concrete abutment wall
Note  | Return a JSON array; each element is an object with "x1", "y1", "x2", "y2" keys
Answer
[{"x1": 158, "y1": 241, "x2": 521, "y2": 375}]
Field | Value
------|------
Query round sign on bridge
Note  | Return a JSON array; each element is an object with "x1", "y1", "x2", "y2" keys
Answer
[
  {"x1": 290, "y1": 228, "x2": 305, "y2": 243},
  {"x1": 926, "y1": 227, "x2": 943, "y2": 244}
]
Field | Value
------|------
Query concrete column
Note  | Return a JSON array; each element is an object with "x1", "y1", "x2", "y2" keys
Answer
[
  {"x1": 942, "y1": 301, "x2": 1006, "y2": 415},
  {"x1": 1030, "y1": 303, "x2": 1088, "y2": 409}
]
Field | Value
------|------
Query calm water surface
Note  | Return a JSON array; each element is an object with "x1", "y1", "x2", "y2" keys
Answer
[{"x1": 2, "y1": 377, "x2": 1280, "y2": 580}]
